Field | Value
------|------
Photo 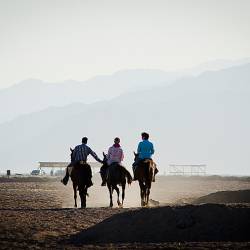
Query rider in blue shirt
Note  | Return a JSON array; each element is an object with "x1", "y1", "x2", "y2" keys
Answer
[
  {"x1": 133, "y1": 132, "x2": 158, "y2": 181},
  {"x1": 137, "y1": 137, "x2": 155, "y2": 159}
]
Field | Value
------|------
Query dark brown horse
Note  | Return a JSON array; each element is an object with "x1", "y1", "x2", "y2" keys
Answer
[
  {"x1": 101, "y1": 153, "x2": 132, "y2": 207},
  {"x1": 69, "y1": 148, "x2": 91, "y2": 208},
  {"x1": 133, "y1": 152, "x2": 156, "y2": 206}
]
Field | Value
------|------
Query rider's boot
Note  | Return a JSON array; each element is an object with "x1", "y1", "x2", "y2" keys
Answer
[
  {"x1": 152, "y1": 167, "x2": 159, "y2": 182},
  {"x1": 86, "y1": 178, "x2": 93, "y2": 188},
  {"x1": 132, "y1": 165, "x2": 137, "y2": 181},
  {"x1": 61, "y1": 171, "x2": 69, "y2": 185},
  {"x1": 101, "y1": 172, "x2": 106, "y2": 186},
  {"x1": 100, "y1": 170, "x2": 106, "y2": 186}
]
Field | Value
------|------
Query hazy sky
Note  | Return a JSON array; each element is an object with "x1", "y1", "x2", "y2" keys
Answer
[{"x1": 0, "y1": 0, "x2": 250, "y2": 88}]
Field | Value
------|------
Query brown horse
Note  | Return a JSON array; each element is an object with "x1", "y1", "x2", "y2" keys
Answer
[
  {"x1": 69, "y1": 148, "x2": 91, "y2": 208},
  {"x1": 101, "y1": 153, "x2": 132, "y2": 207},
  {"x1": 133, "y1": 152, "x2": 156, "y2": 206}
]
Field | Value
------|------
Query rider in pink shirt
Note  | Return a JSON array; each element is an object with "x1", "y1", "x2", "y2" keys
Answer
[
  {"x1": 107, "y1": 137, "x2": 124, "y2": 165},
  {"x1": 101, "y1": 137, "x2": 124, "y2": 186}
]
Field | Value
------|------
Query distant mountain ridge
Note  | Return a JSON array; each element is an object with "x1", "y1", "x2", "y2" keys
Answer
[
  {"x1": 2, "y1": 58, "x2": 250, "y2": 124},
  {"x1": 184, "y1": 57, "x2": 250, "y2": 75},
  {"x1": 0, "y1": 63, "x2": 250, "y2": 175},
  {"x1": 0, "y1": 69, "x2": 180, "y2": 124}
]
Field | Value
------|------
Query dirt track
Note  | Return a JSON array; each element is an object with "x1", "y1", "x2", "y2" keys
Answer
[{"x1": 0, "y1": 176, "x2": 250, "y2": 249}]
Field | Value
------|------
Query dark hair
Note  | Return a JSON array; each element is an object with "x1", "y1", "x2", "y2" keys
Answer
[
  {"x1": 114, "y1": 137, "x2": 120, "y2": 143},
  {"x1": 141, "y1": 132, "x2": 149, "y2": 140},
  {"x1": 82, "y1": 137, "x2": 88, "y2": 144}
]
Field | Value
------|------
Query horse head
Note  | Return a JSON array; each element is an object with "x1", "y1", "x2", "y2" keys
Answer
[
  {"x1": 133, "y1": 151, "x2": 139, "y2": 162},
  {"x1": 70, "y1": 147, "x2": 74, "y2": 162},
  {"x1": 102, "y1": 152, "x2": 108, "y2": 165}
]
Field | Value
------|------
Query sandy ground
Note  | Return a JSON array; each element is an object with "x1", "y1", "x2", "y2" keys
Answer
[{"x1": 0, "y1": 174, "x2": 250, "y2": 249}]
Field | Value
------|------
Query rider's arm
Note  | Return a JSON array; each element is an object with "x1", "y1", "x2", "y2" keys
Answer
[
  {"x1": 89, "y1": 148, "x2": 102, "y2": 163},
  {"x1": 120, "y1": 148, "x2": 124, "y2": 162},
  {"x1": 151, "y1": 143, "x2": 155, "y2": 155},
  {"x1": 107, "y1": 147, "x2": 112, "y2": 160},
  {"x1": 137, "y1": 142, "x2": 141, "y2": 154}
]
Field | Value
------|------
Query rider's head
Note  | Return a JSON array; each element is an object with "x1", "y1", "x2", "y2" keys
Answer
[
  {"x1": 114, "y1": 137, "x2": 120, "y2": 144},
  {"x1": 141, "y1": 132, "x2": 149, "y2": 140},
  {"x1": 82, "y1": 137, "x2": 88, "y2": 144}
]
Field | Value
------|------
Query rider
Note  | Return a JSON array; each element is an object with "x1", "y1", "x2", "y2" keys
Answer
[
  {"x1": 61, "y1": 137, "x2": 103, "y2": 187},
  {"x1": 100, "y1": 137, "x2": 124, "y2": 186},
  {"x1": 133, "y1": 132, "x2": 158, "y2": 181}
]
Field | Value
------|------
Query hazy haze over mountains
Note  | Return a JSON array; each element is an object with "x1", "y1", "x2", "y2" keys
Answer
[
  {"x1": 1, "y1": 0, "x2": 250, "y2": 88},
  {"x1": 183, "y1": 58, "x2": 250, "y2": 76},
  {"x1": 1, "y1": 58, "x2": 249, "y2": 124},
  {"x1": 0, "y1": 69, "x2": 180, "y2": 124},
  {"x1": 1, "y1": 62, "x2": 250, "y2": 175}
]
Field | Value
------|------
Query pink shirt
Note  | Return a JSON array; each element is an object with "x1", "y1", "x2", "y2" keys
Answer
[{"x1": 107, "y1": 145, "x2": 124, "y2": 165}]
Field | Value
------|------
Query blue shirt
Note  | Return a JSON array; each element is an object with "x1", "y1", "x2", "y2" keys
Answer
[{"x1": 137, "y1": 139, "x2": 155, "y2": 159}]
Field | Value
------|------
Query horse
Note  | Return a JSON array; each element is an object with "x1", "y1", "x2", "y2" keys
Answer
[
  {"x1": 133, "y1": 152, "x2": 156, "y2": 207},
  {"x1": 68, "y1": 148, "x2": 91, "y2": 208},
  {"x1": 101, "y1": 153, "x2": 132, "y2": 207}
]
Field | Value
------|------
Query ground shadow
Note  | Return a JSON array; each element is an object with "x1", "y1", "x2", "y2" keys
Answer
[{"x1": 68, "y1": 204, "x2": 250, "y2": 245}]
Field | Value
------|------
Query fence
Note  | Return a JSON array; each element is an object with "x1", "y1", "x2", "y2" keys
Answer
[{"x1": 169, "y1": 164, "x2": 206, "y2": 176}]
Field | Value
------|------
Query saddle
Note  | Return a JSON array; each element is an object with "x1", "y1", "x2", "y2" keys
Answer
[
  {"x1": 135, "y1": 158, "x2": 155, "y2": 169},
  {"x1": 134, "y1": 159, "x2": 157, "y2": 180},
  {"x1": 106, "y1": 163, "x2": 124, "y2": 183},
  {"x1": 68, "y1": 161, "x2": 89, "y2": 175},
  {"x1": 79, "y1": 161, "x2": 87, "y2": 165}
]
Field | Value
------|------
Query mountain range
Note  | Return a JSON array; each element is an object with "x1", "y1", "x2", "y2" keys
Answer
[
  {"x1": 0, "y1": 69, "x2": 180, "y2": 124},
  {"x1": 1, "y1": 58, "x2": 250, "y2": 125},
  {"x1": 0, "y1": 62, "x2": 250, "y2": 175}
]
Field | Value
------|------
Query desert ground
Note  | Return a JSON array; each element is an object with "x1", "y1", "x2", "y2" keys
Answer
[{"x1": 0, "y1": 174, "x2": 250, "y2": 249}]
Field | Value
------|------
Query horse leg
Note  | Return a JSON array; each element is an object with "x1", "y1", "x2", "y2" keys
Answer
[
  {"x1": 79, "y1": 186, "x2": 87, "y2": 209},
  {"x1": 114, "y1": 185, "x2": 121, "y2": 207},
  {"x1": 145, "y1": 187, "x2": 150, "y2": 206},
  {"x1": 145, "y1": 181, "x2": 151, "y2": 206},
  {"x1": 108, "y1": 184, "x2": 113, "y2": 207},
  {"x1": 73, "y1": 184, "x2": 77, "y2": 208},
  {"x1": 143, "y1": 186, "x2": 147, "y2": 206},
  {"x1": 139, "y1": 181, "x2": 145, "y2": 207},
  {"x1": 121, "y1": 183, "x2": 125, "y2": 206}
]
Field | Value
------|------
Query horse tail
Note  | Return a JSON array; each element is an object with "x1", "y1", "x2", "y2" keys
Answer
[{"x1": 123, "y1": 168, "x2": 133, "y2": 185}]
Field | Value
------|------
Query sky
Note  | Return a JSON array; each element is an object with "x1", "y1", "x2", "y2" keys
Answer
[{"x1": 0, "y1": 0, "x2": 250, "y2": 88}]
